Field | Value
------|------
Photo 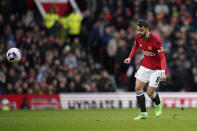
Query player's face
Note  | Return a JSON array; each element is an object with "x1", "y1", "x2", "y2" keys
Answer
[{"x1": 136, "y1": 26, "x2": 147, "y2": 38}]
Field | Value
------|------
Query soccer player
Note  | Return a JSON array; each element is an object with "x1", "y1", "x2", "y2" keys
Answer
[{"x1": 124, "y1": 20, "x2": 167, "y2": 120}]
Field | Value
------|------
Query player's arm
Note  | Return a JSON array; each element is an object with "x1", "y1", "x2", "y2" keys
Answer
[
  {"x1": 124, "y1": 41, "x2": 139, "y2": 64},
  {"x1": 157, "y1": 47, "x2": 167, "y2": 81}
]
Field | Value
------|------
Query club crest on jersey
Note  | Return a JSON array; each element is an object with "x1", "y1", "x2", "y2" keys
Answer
[{"x1": 147, "y1": 46, "x2": 152, "y2": 50}]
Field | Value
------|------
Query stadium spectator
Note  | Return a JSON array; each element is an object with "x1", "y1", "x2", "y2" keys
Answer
[
  {"x1": 67, "y1": 10, "x2": 83, "y2": 40},
  {"x1": 1, "y1": 0, "x2": 197, "y2": 94},
  {"x1": 44, "y1": 6, "x2": 59, "y2": 29},
  {"x1": 21, "y1": 97, "x2": 30, "y2": 109}
]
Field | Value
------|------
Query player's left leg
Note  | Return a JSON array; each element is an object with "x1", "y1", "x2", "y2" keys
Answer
[
  {"x1": 147, "y1": 86, "x2": 162, "y2": 117},
  {"x1": 147, "y1": 70, "x2": 162, "y2": 117}
]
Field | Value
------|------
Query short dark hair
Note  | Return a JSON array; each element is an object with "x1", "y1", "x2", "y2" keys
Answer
[{"x1": 137, "y1": 19, "x2": 149, "y2": 28}]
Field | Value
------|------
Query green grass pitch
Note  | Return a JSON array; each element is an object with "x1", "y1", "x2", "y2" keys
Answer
[{"x1": 1, "y1": 108, "x2": 197, "y2": 131}]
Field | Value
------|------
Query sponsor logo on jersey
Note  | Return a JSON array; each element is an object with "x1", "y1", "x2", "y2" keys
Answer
[{"x1": 142, "y1": 50, "x2": 155, "y2": 56}]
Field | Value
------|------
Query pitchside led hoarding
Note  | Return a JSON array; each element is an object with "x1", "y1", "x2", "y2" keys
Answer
[{"x1": 1, "y1": 93, "x2": 197, "y2": 110}]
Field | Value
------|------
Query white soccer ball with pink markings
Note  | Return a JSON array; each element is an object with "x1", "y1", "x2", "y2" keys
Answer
[{"x1": 6, "y1": 48, "x2": 22, "y2": 63}]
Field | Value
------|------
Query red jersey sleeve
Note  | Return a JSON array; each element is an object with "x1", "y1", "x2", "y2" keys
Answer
[
  {"x1": 156, "y1": 39, "x2": 166, "y2": 71},
  {"x1": 158, "y1": 51, "x2": 166, "y2": 71},
  {"x1": 129, "y1": 37, "x2": 139, "y2": 59}
]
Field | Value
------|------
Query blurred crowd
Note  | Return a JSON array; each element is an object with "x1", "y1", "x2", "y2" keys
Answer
[
  {"x1": 89, "y1": 0, "x2": 197, "y2": 92},
  {"x1": 1, "y1": 0, "x2": 197, "y2": 94}
]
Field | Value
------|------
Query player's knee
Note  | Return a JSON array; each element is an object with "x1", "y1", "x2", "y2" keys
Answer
[
  {"x1": 135, "y1": 85, "x2": 143, "y2": 91},
  {"x1": 135, "y1": 79, "x2": 146, "y2": 91},
  {"x1": 147, "y1": 89, "x2": 154, "y2": 97},
  {"x1": 147, "y1": 91, "x2": 151, "y2": 97}
]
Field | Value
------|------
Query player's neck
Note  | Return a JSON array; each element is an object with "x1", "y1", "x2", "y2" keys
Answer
[{"x1": 144, "y1": 31, "x2": 151, "y2": 41}]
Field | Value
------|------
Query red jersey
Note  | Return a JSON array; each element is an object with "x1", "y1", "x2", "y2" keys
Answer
[{"x1": 129, "y1": 33, "x2": 166, "y2": 70}]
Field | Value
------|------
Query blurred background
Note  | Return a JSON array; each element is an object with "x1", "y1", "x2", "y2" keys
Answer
[{"x1": 1, "y1": 0, "x2": 197, "y2": 110}]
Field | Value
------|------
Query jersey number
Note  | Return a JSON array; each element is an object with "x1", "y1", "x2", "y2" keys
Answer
[{"x1": 156, "y1": 77, "x2": 161, "y2": 84}]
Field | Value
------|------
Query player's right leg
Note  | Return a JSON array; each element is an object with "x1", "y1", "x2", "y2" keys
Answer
[{"x1": 134, "y1": 78, "x2": 148, "y2": 120}]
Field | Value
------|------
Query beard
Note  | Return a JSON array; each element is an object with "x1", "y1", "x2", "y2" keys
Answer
[{"x1": 138, "y1": 32, "x2": 146, "y2": 38}]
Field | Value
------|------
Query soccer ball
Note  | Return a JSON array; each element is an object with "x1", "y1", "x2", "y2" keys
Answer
[{"x1": 6, "y1": 48, "x2": 22, "y2": 63}]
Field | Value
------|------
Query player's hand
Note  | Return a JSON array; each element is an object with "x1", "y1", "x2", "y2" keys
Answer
[
  {"x1": 161, "y1": 72, "x2": 167, "y2": 81},
  {"x1": 124, "y1": 58, "x2": 131, "y2": 64}
]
